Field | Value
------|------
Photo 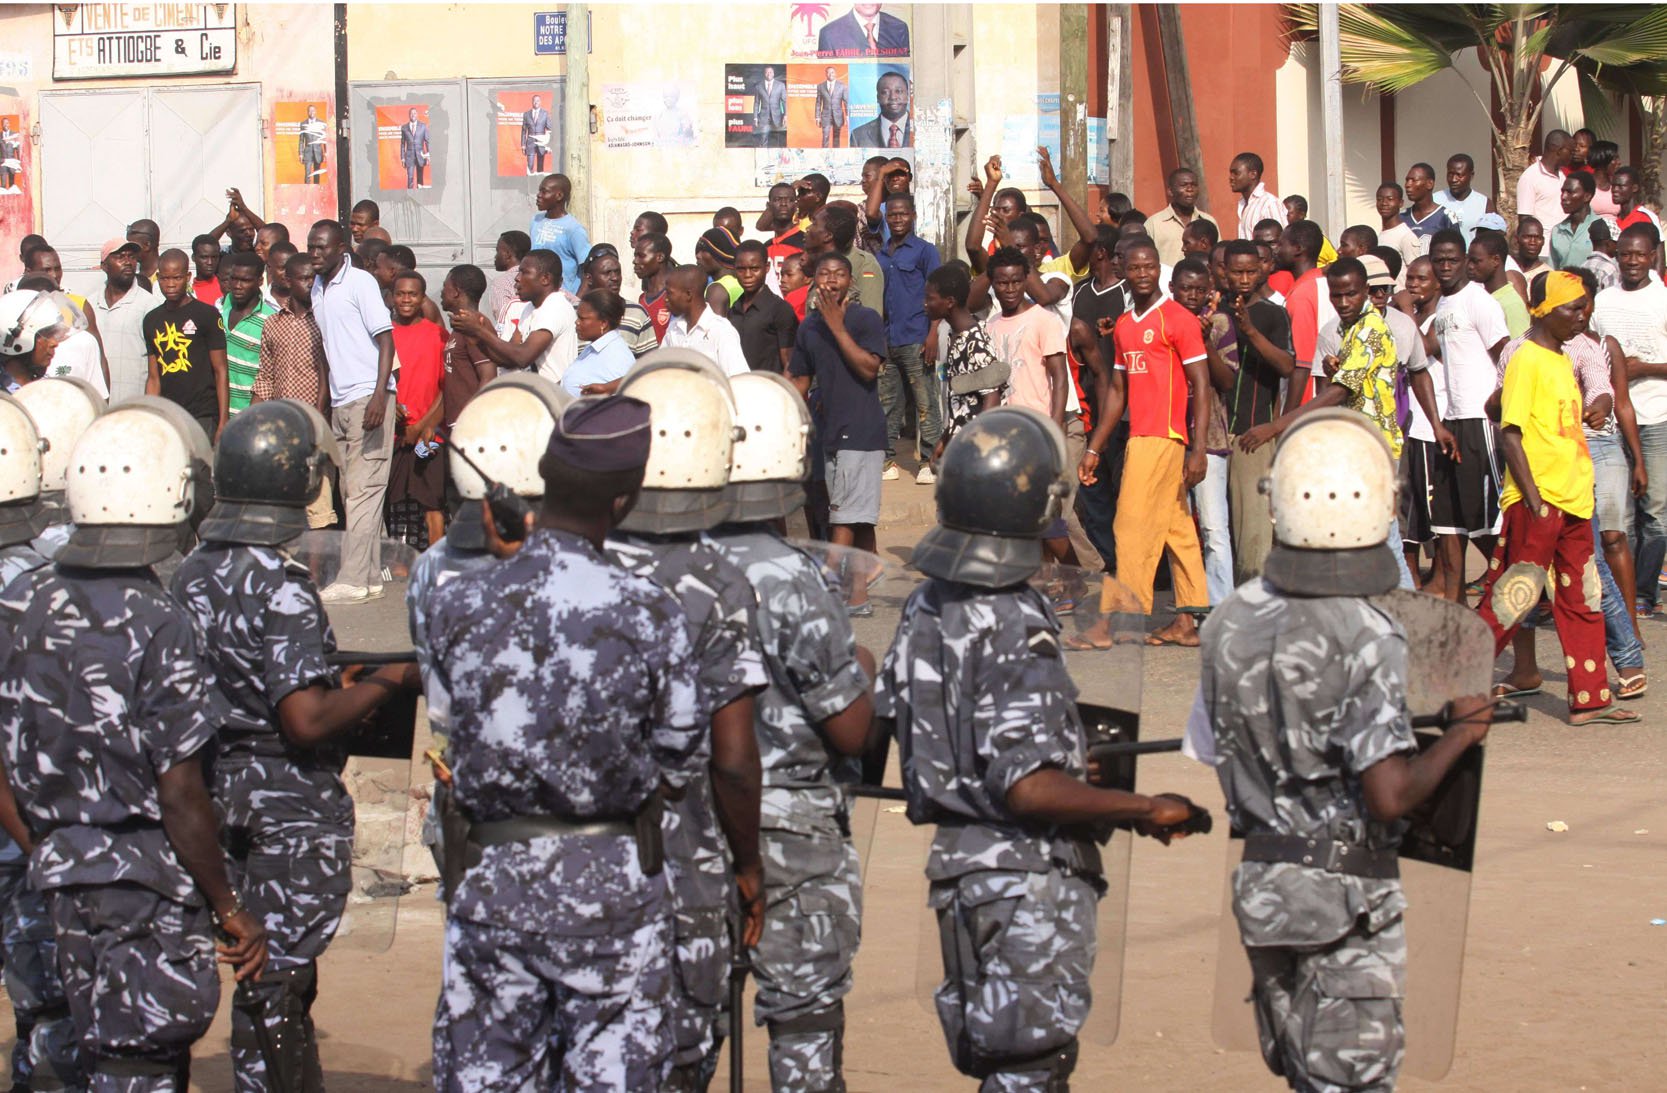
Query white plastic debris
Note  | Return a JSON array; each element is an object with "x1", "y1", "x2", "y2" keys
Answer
[{"x1": 1546, "y1": 820, "x2": 1569, "y2": 833}]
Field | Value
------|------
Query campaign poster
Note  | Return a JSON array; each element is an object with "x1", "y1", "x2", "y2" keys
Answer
[
  {"x1": 0, "y1": 115, "x2": 22, "y2": 196},
  {"x1": 787, "y1": 62, "x2": 850, "y2": 149},
  {"x1": 376, "y1": 105, "x2": 433, "y2": 191},
  {"x1": 845, "y1": 62, "x2": 912, "y2": 150},
  {"x1": 494, "y1": 91, "x2": 557, "y2": 178},
  {"x1": 275, "y1": 102, "x2": 329, "y2": 187},
  {"x1": 601, "y1": 83, "x2": 698, "y2": 150},
  {"x1": 791, "y1": 2, "x2": 912, "y2": 60},
  {"x1": 725, "y1": 63, "x2": 788, "y2": 149}
]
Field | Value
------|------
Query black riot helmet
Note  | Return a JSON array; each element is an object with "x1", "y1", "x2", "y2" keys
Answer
[
  {"x1": 911, "y1": 406, "x2": 1070, "y2": 588},
  {"x1": 197, "y1": 399, "x2": 340, "y2": 546}
]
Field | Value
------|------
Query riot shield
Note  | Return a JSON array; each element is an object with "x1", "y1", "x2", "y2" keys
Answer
[
  {"x1": 299, "y1": 530, "x2": 423, "y2": 953},
  {"x1": 849, "y1": 558, "x2": 1148, "y2": 1047},
  {"x1": 1210, "y1": 589, "x2": 1489, "y2": 1079}
]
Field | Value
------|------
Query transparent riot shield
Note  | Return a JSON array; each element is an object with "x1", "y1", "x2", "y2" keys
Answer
[
  {"x1": 1211, "y1": 589, "x2": 1490, "y2": 1079},
  {"x1": 847, "y1": 556, "x2": 1149, "y2": 1047},
  {"x1": 300, "y1": 530, "x2": 422, "y2": 953}
]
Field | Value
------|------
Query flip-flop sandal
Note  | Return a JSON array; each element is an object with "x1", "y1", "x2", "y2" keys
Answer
[
  {"x1": 1575, "y1": 706, "x2": 1642, "y2": 725},
  {"x1": 1618, "y1": 675, "x2": 1649, "y2": 700},
  {"x1": 1064, "y1": 633, "x2": 1114, "y2": 651},
  {"x1": 1145, "y1": 632, "x2": 1201, "y2": 648},
  {"x1": 1491, "y1": 683, "x2": 1542, "y2": 699}
]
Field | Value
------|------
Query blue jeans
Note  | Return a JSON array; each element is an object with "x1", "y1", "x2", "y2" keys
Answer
[
  {"x1": 1192, "y1": 452, "x2": 1233, "y2": 603},
  {"x1": 1631, "y1": 420, "x2": 1667, "y2": 609},
  {"x1": 1596, "y1": 520, "x2": 1645, "y2": 670},
  {"x1": 1076, "y1": 419, "x2": 1126, "y2": 573},
  {"x1": 1389, "y1": 517, "x2": 1415, "y2": 590},
  {"x1": 879, "y1": 342, "x2": 941, "y2": 462}
]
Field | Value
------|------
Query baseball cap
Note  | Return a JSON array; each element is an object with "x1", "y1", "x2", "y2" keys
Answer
[
  {"x1": 1359, "y1": 254, "x2": 1395, "y2": 289},
  {"x1": 99, "y1": 238, "x2": 141, "y2": 261},
  {"x1": 1474, "y1": 212, "x2": 1508, "y2": 233}
]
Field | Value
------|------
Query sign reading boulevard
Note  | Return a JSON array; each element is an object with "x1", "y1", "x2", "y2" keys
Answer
[{"x1": 54, "y1": 4, "x2": 238, "y2": 80}]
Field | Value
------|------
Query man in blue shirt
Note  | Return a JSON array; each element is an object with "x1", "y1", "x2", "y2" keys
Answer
[
  {"x1": 875, "y1": 192, "x2": 941, "y2": 483},
  {"x1": 789, "y1": 253, "x2": 888, "y2": 613},
  {"x1": 529, "y1": 173, "x2": 590, "y2": 296}
]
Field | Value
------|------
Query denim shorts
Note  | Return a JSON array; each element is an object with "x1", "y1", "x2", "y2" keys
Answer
[{"x1": 1588, "y1": 431, "x2": 1628, "y2": 535}]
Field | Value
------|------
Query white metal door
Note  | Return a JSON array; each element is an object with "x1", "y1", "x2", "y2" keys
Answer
[
  {"x1": 149, "y1": 86, "x2": 263, "y2": 248},
  {"x1": 38, "y1": 90, "x2": 150, "y2": 268}
]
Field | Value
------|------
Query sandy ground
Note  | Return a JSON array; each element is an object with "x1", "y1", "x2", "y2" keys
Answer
[{"x1": 11, "y1": 471, "x2": 1667, "y2": 1091}]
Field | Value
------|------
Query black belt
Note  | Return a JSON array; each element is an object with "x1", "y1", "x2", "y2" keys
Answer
[
  {"x1": 468, "y1": 815, "x2": 635, "y2": 847},
  {"x1": 1242, "y1": 833, "x2": 1399, "y2": 880}
]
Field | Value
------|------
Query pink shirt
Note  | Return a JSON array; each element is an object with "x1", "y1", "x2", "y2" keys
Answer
[
  {"x1": 985, "y1": 304, "x2": 1066, "y2": 418},
  {"x1": 1516, "y1": 158, "x2": 1567, "y2": 230}
]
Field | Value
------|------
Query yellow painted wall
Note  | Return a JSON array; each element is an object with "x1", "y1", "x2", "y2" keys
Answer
[{"x1": 345, "y1": 4, "x2": 566, "y2": 82}]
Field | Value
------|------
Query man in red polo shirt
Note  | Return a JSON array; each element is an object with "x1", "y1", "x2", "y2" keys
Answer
[
  {"x1": 1077, "y1": 239, "x2": 1211, "y2": 646},
  {"x1": 1278, "y1": 219, "x2": 1334, "y2": 408}
]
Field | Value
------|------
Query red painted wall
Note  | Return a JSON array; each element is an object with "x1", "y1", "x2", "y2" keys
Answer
[{"x1": 1129, "y1": 3, "x2": 1290, "y2": 220}]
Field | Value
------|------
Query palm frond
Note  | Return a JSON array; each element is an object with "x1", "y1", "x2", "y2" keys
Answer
[{"x1": 1568, "y1": 9, "x2": 1667, "y2": 68}]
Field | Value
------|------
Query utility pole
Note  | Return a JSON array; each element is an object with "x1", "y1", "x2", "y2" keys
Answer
[
  {"x1": 1155, "y1": 6, "x2": 1208, "y2": 211},
  {"x1": 1107, "y1": 4, "x2": 1133, "y2": 197},
  {"x1": 1320, "y1": 3, "x2": 1346, "y2": 234},
  {"x1": 564, "y1": 5, "x2": 591, "y2": 230}
]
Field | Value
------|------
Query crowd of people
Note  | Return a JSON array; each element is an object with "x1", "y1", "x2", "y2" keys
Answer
[{"x1": 6, "y1": 126, "x2": 1661, "y2": 714}]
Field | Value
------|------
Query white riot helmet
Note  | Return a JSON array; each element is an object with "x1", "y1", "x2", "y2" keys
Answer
[
  {"x1": 615, "y1": 350, "x2": 743, "y2": 534},
  {"x1": 0, "y1": 393, "x2": 48, "y2": 548},
  {"x1": 1262, "y1": 407, "x2": 1400, "y2": 596},
  {"x1": 14, "y1": 376, "x2": 105, "y2": 495},
  {"x1": 57, "y1": 397, "x2": 214, "y2": 569},
  {"x1": 0, "y1": 290, "x2": 71, "y2": 360},
  {"x1": 726, "y1": 371, "x2": 811, "y2": 522},
  {"x1": 447, "y1": 373, "x2": 571, "y2": 550}
]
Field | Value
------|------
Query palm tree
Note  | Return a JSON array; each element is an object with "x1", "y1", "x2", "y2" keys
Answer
[{"x1": 1285, "y1": 4, "x2": 1667, "y2": 221}]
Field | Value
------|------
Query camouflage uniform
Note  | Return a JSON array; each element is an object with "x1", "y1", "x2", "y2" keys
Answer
[
  {"x1": 0, "y1": 543, "x2": 81, "y2": 1091},
  {"x1": 1197, "y1": 579, "x2": 1415, "y2": 1093},
  {"x1": 0, "y1": 566, "x2": 229, "y2": 1089},
  {"x1": 877, "y1": 579, "x2": 1104, "y2": 1091},
  {"x1": 709, "y1": 527, "x2": 869, "y2": 1092},
  {"x1": 425, "y1": 528, "x2": 706, "y2": 1091},
  {"x1": 605, "y1": 531, "x2": 767, "y2": 1082},
  {"x1": 171, "y1": 542, "x2": 351, "y2": 1093},
  {"x1": 407, "y1": 533, "x2": 497, "y2": 865}
]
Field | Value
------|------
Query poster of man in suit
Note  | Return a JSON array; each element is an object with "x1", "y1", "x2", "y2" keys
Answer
[
  {"x1": 813, "y1": 3, "x2": 910, "y2": 58},
  {"x1": 376, "y1": 104, "x2": 434, "y2": 191},
  {"x1": 724, "y1": 62, "x2": 786, "y2": 149},
  {"x1": 848, "y1": 64, "x2": 912, "y2": 148},
  {"x1": 812, "y1": 65, "x2": 849, "y2": 147},
  {"x1": 494, "y1": 91, "x2": 557, "y2": 177}
]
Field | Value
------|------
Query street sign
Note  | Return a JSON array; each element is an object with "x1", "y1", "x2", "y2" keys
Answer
[{"x1": 534, "y1": 11, "x2": 566, "y2": 56}]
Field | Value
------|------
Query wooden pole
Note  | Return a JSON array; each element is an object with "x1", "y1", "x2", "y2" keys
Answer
[{"x1": 1156, "y1": 5, "x2": 1209, "y2": 211}]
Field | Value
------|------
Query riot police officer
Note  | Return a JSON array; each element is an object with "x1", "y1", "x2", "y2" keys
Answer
[
  {"x1": 407, "y1": 374, "x2": 569, "y2": 884},
  {"x1": 171, "y1": 399, "x2": 419, "y2": 1092},
  {"x1": 14, "y1": 375, "x2": 104, "y2": 557},
  {"x1": 606, "y1": 351, "x2": 768, "y2": 1090},
  {"x1": 426, "y1": 395, "x2": 706, "y2": 1088},
  {"x1": 876, "y1": 406, "x2": 1196, "y2": 1091},
  {"x1": 1196, "y1": 410, "x2": 1493, "y2": 1092},
  {"x1": 0, "y1": 399, "x2": 267, "y2": 1088},
  {"x1": 709, "y1": 371, "x2": 875, "y2": 1091},
  {"x1": 0, "y1": 392, "x2": 81, "y2": 1090}
]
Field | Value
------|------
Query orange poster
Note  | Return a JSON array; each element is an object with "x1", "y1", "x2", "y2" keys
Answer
[
  {"x1": 377, "y1": 105, "x2": 433, "y2": 191},
  {"x1": 0, "y1": 115, "x2": 20, "y2": 196},
  {"x1": 494, "y1": 91, "x2": 556, "y2": 178},
  {"x1": 787, "y1": 63, "x2": 849, "y2": 150},
  {"x1": 275, "y1": 101, "x2": 329, "y2": 187}
]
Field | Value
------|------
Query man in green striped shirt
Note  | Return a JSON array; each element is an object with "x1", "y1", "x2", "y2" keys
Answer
[{"x1": 219, "y1": 251, "x2": 277, "y2": 414}]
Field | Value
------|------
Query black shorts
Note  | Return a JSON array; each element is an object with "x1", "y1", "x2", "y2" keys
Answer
[
  {"x1": 1428, "y1": 418, "x2": 1503, "y2": 539},
  {"x1": 1401, "y1": 437, "x2": 1437, "y2": 546}
]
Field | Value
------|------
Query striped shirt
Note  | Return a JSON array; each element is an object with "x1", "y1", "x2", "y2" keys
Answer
[
  {"x1": 220, "y1": 296, "x2": 277, "y2": 414},
  {"x1": 254, "y1": 307, "x2": 328, "y2": 414},
  {"x1": 1236, "y1": 182, "x2": 1284, "y2": 241}
]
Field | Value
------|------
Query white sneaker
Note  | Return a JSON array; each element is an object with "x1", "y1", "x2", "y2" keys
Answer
[
  {"x1": 367, "y1": 583, "x2": 385, "y2": 600},
  {"x1": 916, "y1": 465, "x2": 936, "y2": 485},
  {"x1": 882, "y1": 462, "x2": 900, "y2": 481},
  {"x1": 319, "y1": 582, "x2": 370, "y2": 605}
]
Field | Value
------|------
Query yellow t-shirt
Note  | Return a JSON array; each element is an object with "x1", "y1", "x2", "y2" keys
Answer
[
  {"x1": 1499, "y1": 339, "x2": 1593, "y2": 518},
  {"x1": 1039, "y1": 253, "x2": 1089, "y2": 283}
]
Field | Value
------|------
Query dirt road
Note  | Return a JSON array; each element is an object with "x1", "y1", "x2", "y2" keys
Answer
[{"x1": 24, "y1": 479, "x2": 1667, "y2": 1091}]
